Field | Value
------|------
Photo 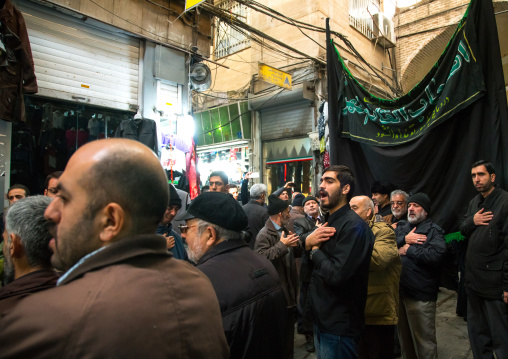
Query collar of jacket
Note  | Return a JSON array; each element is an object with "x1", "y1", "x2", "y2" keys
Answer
[
  {"x1": 0, "y1": 0, "x2": 14, "y2": 17},
  {"x1": 197, "y1": 237, "x2": 248, "y2": 265},
  {"x1": 326, "y1": 203, "x2": 352, "y2": 224},
  {"x1": 264, "y1": 218, "x2": 280, "y2": 235},
  {"x1": 477, "y1": 187, "x2": 503, "y2": 206},
  {"x1": 408, "y1": 218, "x2": 433, "y2": 233},
  {"x1": 249, "y1": 199, "x2": 264, "y2": 206},
  {"x1": 58, "y1": 234, "x2": 170, "y2": 286},
  {"x1": 0, "y1": 269, "x2": 59, "y2": 299}
]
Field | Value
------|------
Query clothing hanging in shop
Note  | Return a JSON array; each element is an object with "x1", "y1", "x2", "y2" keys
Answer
[
  {"x1": 0, "y1": 0, "x2": 37, "y2": 122},
  {"x1": 114, "y1": 116, "x2": 158, "y2": 154}
]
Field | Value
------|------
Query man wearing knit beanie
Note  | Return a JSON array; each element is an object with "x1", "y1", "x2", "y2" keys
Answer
[
  {"x1": 256, "y1": 193, "x2": 302, "y2": 358},
  {"x1": 156, "y1": 184, "x2": 188, "y2": 261},
  {"x1": 395, "y1": 192, "x2": 446, "y2": 359}
]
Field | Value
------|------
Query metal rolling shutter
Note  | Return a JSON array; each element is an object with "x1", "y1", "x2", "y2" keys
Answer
[
  {"x1": 260, "y1": 102, "x2": 314, "y2": 141},
  {"x1": 16, "y1": 1, "x2": 139, "y2": 111}
]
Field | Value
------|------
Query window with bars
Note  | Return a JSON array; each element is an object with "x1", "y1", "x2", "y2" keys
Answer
[
  {"x1": 349, "y1": 0, "x2": 380, "y2": 39},
  {"x1": 213, "y1": 1, "x2": 250, "y2": 59}
]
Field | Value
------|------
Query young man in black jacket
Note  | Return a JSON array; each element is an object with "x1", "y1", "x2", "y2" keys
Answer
[
  {"x1": 395, "y1": 193, "x2": 446, "y2": 359},
  {"x1": 460, "y1": 160, "x2": 508, "y2": 358},
  {"x1": 304, "y1": 166, "x2": 374, "y2": 359}
]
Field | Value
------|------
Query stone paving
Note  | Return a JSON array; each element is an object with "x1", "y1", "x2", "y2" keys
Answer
[{"x1": 294, "y1": 288, "x2": 471, "y2": 359}]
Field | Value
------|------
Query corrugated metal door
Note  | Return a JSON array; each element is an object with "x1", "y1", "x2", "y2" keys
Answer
[
  {"x1": 17, "y1": 1, "x2": 139, "y2": 111},
  {"x1": 260, "y1": 102, "x2": 314, "y2": 141}
]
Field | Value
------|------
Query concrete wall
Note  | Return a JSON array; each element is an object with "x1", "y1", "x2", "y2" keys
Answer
[
  {"x1": 45, "y1": 0, "x2": 212, "y2": 57},
  {"x1": 204, "y1": 0, "x2": 396, "y2": 100}
]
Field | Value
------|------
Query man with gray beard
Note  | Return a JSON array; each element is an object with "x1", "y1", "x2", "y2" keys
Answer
[
  {"x1": 395, "y1": 193, "x2": 446, "y2": 359},
  {"x1": 389, "y1": 190, "x2": 409, "y2": 228}
]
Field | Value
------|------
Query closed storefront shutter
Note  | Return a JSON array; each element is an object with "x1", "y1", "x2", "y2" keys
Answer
[
  {"x1": 16, "y1": 0, "x2": 140, "y2": 111},
  {"x1": 260, "y1": 102, "x2": 314, "y2": 141}
]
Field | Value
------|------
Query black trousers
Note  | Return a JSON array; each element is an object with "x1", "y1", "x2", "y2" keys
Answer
[
  {"x1": 297, "y1": 281, "x2": 313, "y2": 336},
  {"x1": 467, "y1": 291, "x2": 508, "y2": 359},
  {"x1": 358, "y1": 325, "x2": 395, "y2": 359}
]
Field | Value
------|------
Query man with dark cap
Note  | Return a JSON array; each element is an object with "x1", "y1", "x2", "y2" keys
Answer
[
  {"x1": 293, "y1": 195, "x2": 321, "y2": 353},
  {"x1": 0, "y1": 139, "x2": 229, "y2": 358},
  {"x1": 156, "y1": 184, "x2": 188, "y2": 260},
  {"x1": 370, "y1": 180, "x2": 393, "y2": 220},
  {"x1": 181, "y1": 191, "x2": 287, "y2": 359},
  {"x1": 287, "y1": 193, "x2": 305, "y2": 234},
  {"x1": 395, "y1": 193, "x2": 446, "y2": 359},
  {"x1": 256, "y1": 194, "x2": 302, "y2": 359}
]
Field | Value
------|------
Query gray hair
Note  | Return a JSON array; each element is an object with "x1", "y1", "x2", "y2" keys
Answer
[
  {"x1": 250, "y1": 183, "x2": 267, "y2": 199},
  {"x1": 196, "y1": 219, "x2": 238, "y2": 242},
  {"x1": 391, "y1": 190, "x2": 409, "y2": 202},
  {"x1": 5, "y1": 195, "x2": 54, "y2": 268},
  {"x1": 365, "y1": 197, "x2": 375, "y2": 212}
]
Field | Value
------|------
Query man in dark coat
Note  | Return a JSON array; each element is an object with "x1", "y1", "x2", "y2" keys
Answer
[
  {"x1": 256, "y1": 194, "x2": 302, "y2": 358},
  {"x1": 0, "y1": 139, "x2": 229, "y2": 358},
  {"x1": 0, "y1": 196, "x2": 58, "y2": 315},
  {"x1": 294, "y1": 195, "x2": 321, "y2": 353},
  {"x1": 181, "y1": 191, "x2": 287, "y2": 359},
  {"x1": 156, "y1": 183, "x2": 188, "y2": 260},
  {"x1": 370, "y1": 180, "x2": 393, "y2": 220},
  {"x1": 395, "y1": 193, "x2": 446, "y2": 359},
  {"x1": 459, "y1": 160, "x2": 508, "y2": 358},
  {"x1": 304, "y1": 166, "x2": 374, "y2": 359},
  {"x1": 287, "y1": 193, "x2": 305, "y2": 234},
  {"x1": 242, "y1": 183, "x2": 269, "y2": 249}
]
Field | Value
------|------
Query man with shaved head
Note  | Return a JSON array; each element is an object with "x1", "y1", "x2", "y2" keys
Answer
[
  {"x1": 350, "y1": 196, "x2": 401, "y2": 359},
  {"x1": 0, "y1": 139, "x2": 229, "y2": 358}
]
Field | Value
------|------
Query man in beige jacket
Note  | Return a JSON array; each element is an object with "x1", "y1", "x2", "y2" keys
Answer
[{"x1": 350, "y1": 196, "x2": 401, "y2": 359}]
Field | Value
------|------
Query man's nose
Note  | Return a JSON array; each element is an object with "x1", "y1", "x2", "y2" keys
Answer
[{"x1": 44, "y1": 198, "x2": 61, "y2": 223}]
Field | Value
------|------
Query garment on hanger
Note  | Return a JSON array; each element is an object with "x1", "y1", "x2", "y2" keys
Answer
[
  {"x1": 114, "y1": 116, "x2": 158, "y2": 155},
  {"x1": 0, "y1": 0, "x2": 37, "y2": 122}
]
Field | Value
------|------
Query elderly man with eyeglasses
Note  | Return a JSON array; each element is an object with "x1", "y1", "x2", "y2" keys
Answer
[{"x1": 180, "y1": 191, "x2": 287, "y2": 359}]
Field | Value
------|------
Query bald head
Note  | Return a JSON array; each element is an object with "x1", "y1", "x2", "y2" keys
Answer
[
  {"x1": 71, "y1": 139, "x2": 169, "y2": 233},
  {"x1": 350, "y1": 195, "x2": 374, "y2": 222}
]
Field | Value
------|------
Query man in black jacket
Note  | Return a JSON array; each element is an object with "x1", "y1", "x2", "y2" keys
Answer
[
  {"x1": 459, "y1": 160, "x2": 508, "y2": 358},
  {"x1": 304, "y1": 166, "x2": 374, "y2": 359},
  {"x1": 395, "y1": 193, "x2": 446, "y2": 359},
  {"x1": 242, "y1": 183, "x2": 269, "y2": 249},
  {"x1": 294, "y1": 195, "x2": 321, "y2": 353},
  {"x1": 181, "y1": 191, "x2": 287, "y2": 359}
]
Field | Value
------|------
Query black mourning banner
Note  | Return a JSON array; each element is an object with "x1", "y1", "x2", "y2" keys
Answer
[{"x1": 326, "y1": 0, "x2": 508, "y2": 232}]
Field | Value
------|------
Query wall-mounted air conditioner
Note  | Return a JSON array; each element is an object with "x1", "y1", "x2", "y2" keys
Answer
[{"x1": 372, "y1": 12, "x2": 396, "y2": 48}]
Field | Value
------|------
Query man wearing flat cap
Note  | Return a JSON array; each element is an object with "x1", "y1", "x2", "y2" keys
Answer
[
  {"x1": 181, "y1": 192, "x2": 287, "y2": 359},
  {"x1": 371, "y1": 180, "x2": 394, "y2": 221},
  {"x1": 395, "y1": 193, "x2": 446, "y2": 359},
  {"x1": 156, "y1": 184, "x2": 188, "y2": 260},
  {"x1": 287, "y1": 193, "x2": 306, "y2": 234},
  {"x1": 256, "y1": 194, "x2": 302, "y2": 359}
]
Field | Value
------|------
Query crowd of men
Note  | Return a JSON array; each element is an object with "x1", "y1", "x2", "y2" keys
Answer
[{"x1": 0, "y1": 138, "x2": 506, "y2": 359}]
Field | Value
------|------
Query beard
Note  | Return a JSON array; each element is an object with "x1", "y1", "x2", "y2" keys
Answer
[
  {"x1": 408, "y1": 211, "x2": 426, "y2": 225},
  {"x1": 186, "y1": 241, "x2": 205, "y2": 264},
  {"x1": 392, "y1": 208, "x2": 406, "y2": 219},
  {"x1": 50, "y1": 212, "x2": 98, "y2": 272},
  {"x1": 320, "y1": 187, "x2": 344, "y2": 210}
]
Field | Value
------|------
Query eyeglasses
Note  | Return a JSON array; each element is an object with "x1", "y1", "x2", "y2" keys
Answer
[
  {"x1": 391, "y1": 201, "x2": 405, "y2": 206},
  {"x1": 178, "y1": 224, "x2": 198, "y2": 234},
  {"x1": 47, "y1": 187, "x2": 58, "y2": 195}
]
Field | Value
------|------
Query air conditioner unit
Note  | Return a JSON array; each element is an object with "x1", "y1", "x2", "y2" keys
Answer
[{"x1": 372, "y1": 12, "x2": 396, "y2": 48}]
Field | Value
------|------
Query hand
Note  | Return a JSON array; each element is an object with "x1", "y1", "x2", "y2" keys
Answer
[
  {"x1": 284, "y1": 182, "x2": 294, "y2": 188},
  {"x1": 305, "y1": 223, "x2": 335, "y2": 250},
  {"x1": 244, "y1": 171, "x2": 252, "y2": 180},
  {"x1": 163, "y1": 234, "x2": 175, "y2": 250},
  {"x1": 474, "y1": 208, "x2": 493, "y2": 226},
  {"x1": 405, "y1": 227, "x2": 427, "y2": 245},
  {"x1": 280, "y1": 231, "x2": 299, "y2": 247},
  {"x1": 391, "y1": 222, "x2": 398, "y2": 229},
  {"x1": 399, "y1": 244, "x2": 410, "y2": 256},
  {"x1": 374, "y1": 205, "x2": 379, "y2": 214},
  {"x1": 503, "y1": 291, "x2": 508, "y2": 304}
]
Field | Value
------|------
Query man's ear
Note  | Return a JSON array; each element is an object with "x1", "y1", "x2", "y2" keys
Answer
[
  {"x1": 98, "y1": 203, "x2": 125, "y2": 243},
  {"x1": 342, "y1": 184, "x2": 351, "y2": 195},
  {"x1": 225, "y1": 184, "x2": 230, "y2": 191},
  {"x1": 491, "y1": 173, "x2": 496, "y2": 183},
  {"x1": 205, "y1": 226, "x2": 218, "y2": 246},
  {"x1": 9, "y1": 233, "x2": 25, "y2": 258}
]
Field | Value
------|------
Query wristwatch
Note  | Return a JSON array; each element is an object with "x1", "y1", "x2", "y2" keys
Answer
[{"x1": 310, "y1": 248, "x2": 319, "y2": 260}]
